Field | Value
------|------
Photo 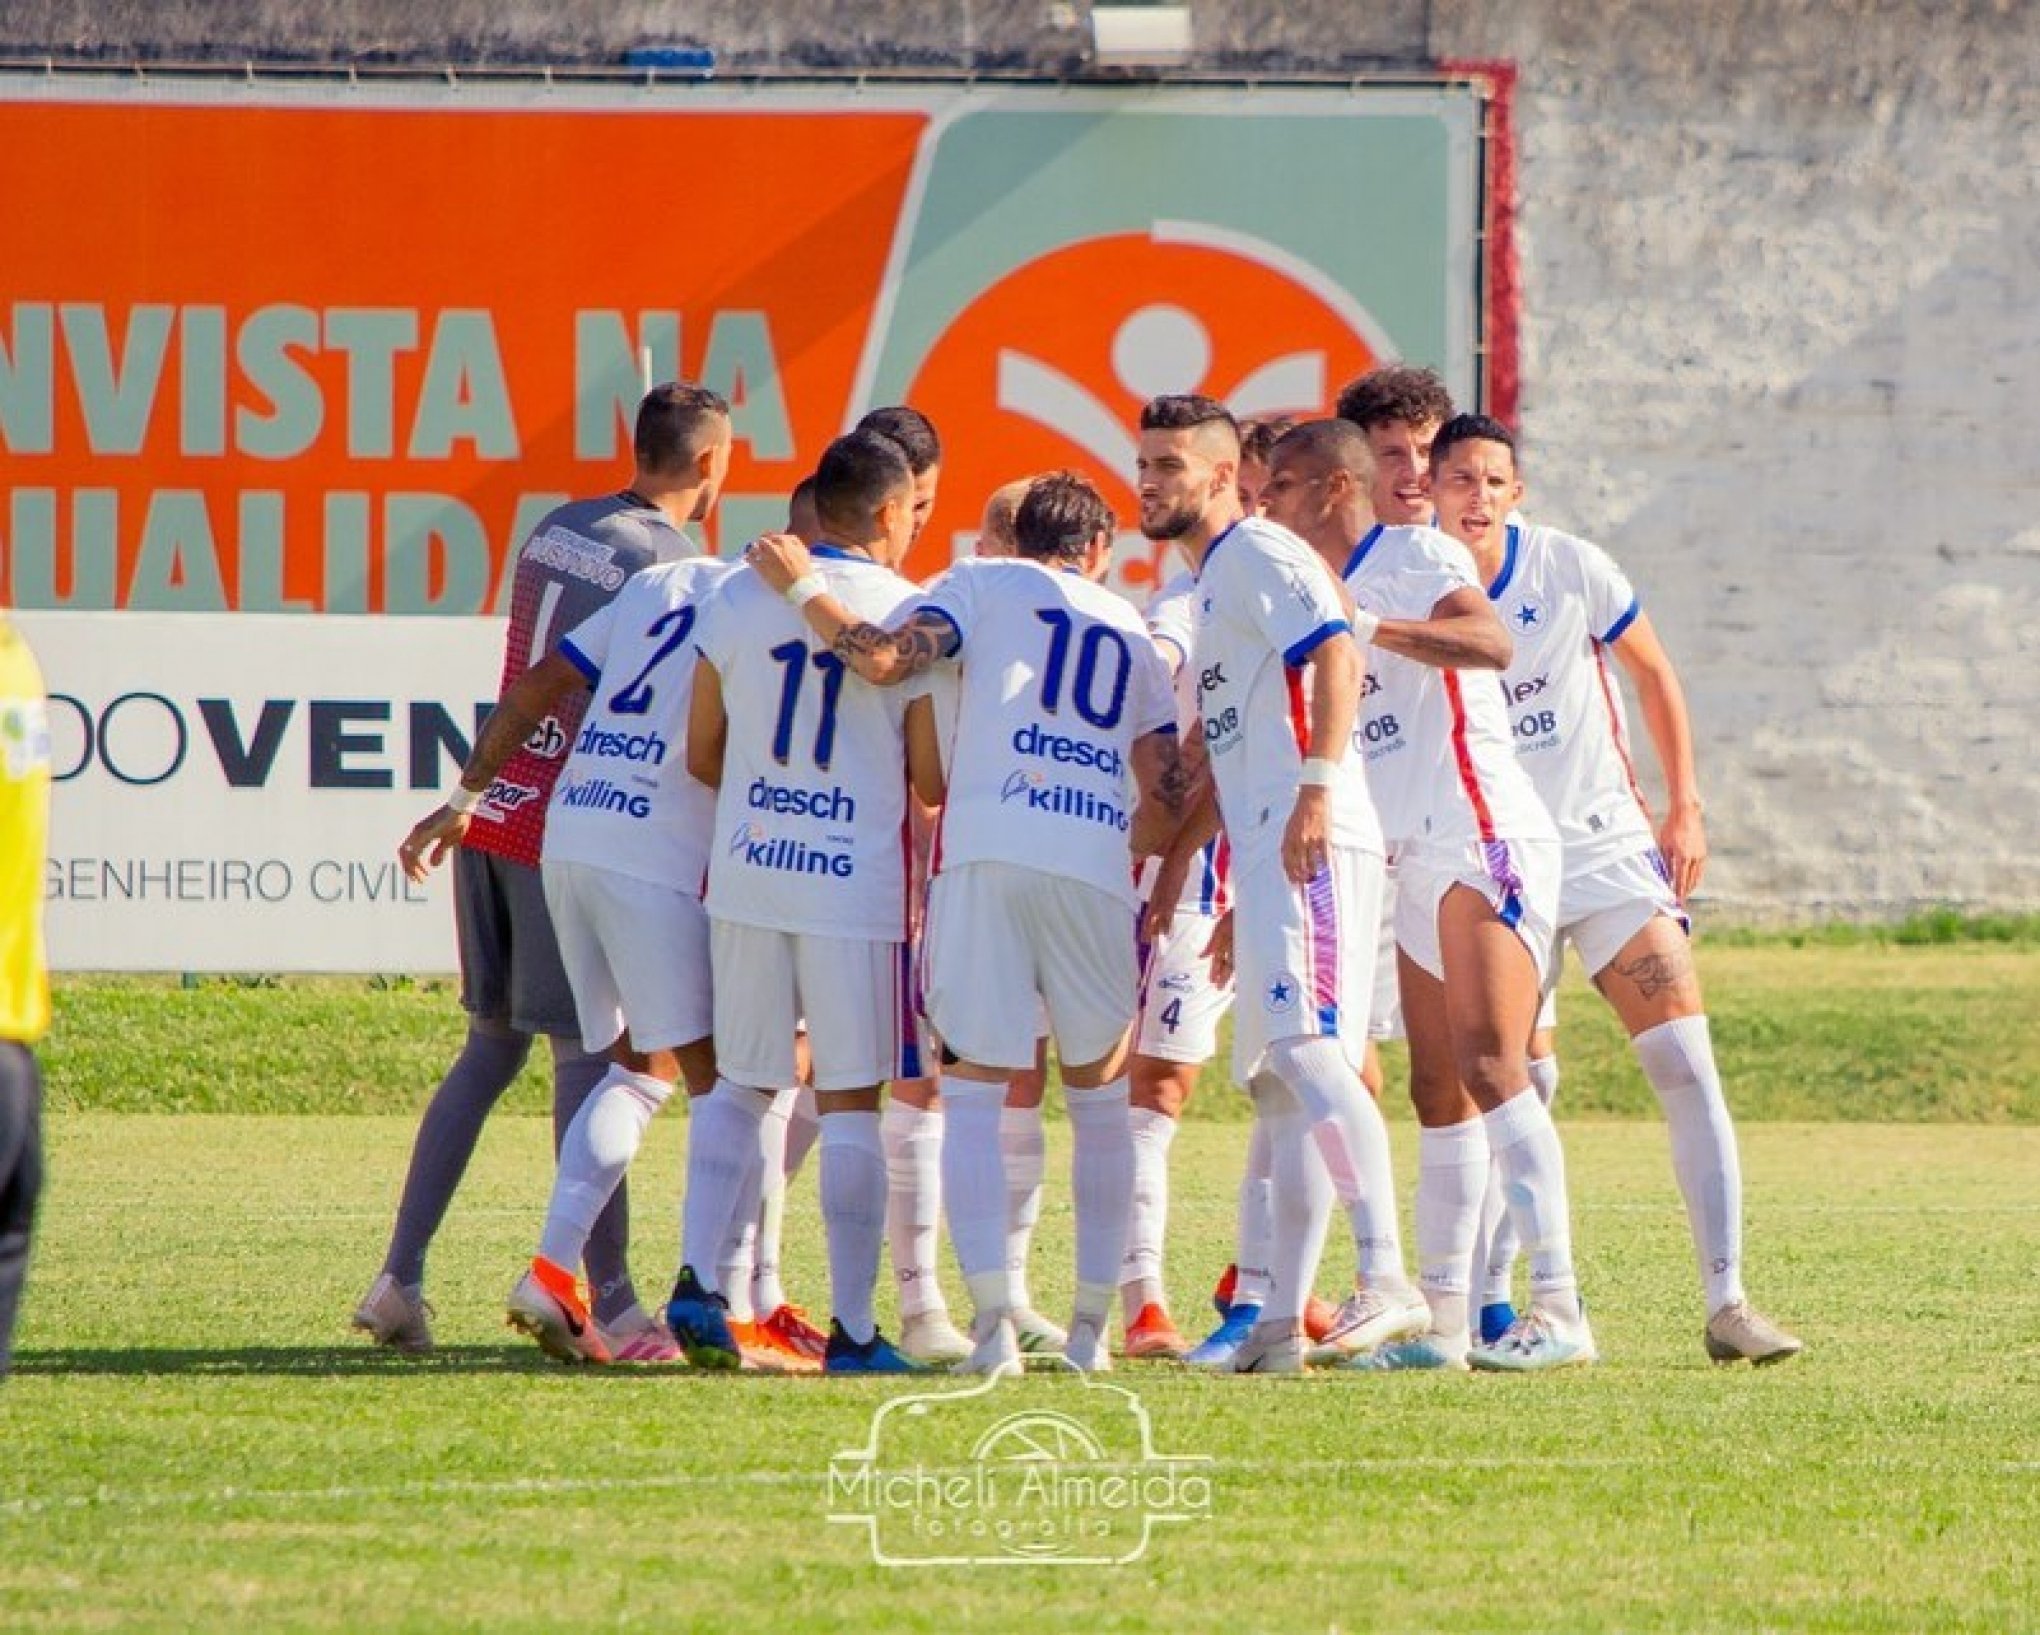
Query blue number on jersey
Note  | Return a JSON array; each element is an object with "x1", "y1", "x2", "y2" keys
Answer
[
  {"x1": 606, "y1": 605, "x2": 698, "y2": 716},
  {"x1": 768, "y1": 639, "x2": 849, "y2": 770},
  {"x1": 1034, "y1": 608, "x2": 1132, "y2": 730}
]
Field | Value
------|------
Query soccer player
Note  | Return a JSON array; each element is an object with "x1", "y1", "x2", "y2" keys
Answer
[
  {"x1": 357, "y1": 384, "x2": 728, "y2": 1359},
  {"x1": 749, "y1": 470, "x2": 1183, "y2": 1376},
  {"x1": 1335, "y1": 364, "x2": 1459, "y2": 1097},
  {"x1": 1118, "y1": 568, "x2": 1229, "y2": 1360},
  {"x1": 0, "y1": 609, "x2": 50, "y2": 1380},
  {"x1": 1431, "y1": 413, "x2": 1802, "y2": 1365},
  {"x1": 1235, "y1": 415, "x2": 1293, "y2": 516},
  {"x1": 1138, "y1": 394, "x2": 1423, "y2": 1375},
  {"x1": 971, "y1": 473, "x2": 1074, "y2": 1359},
  {"x1": 1262, "y1": 416, "x2": 1593, "y2": 1374},
  {"x1": 669, "y1": 429, "x2": 938, "y2": 1375}
]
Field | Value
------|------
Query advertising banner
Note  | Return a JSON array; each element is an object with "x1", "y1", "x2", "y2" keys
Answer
[{"x1": 1, "y1": 77, "x2": 1491, "y2": 968}]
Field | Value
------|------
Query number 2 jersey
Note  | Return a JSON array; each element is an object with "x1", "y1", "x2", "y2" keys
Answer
[
  {"x1": 695, "y1": 548, "x2": 928, "y2": 942},
  {"x1": 543, "y1": 556, "x2": 736, "y2": 890},
  {"x1": 464, "y1": 494, "x2": 697, "y2": 868},
  {"x1": 1485, "y1": 520, "x2": 1656, "y2": 871},
  {"x1": 1344, "y1": 522, "x2": 1554, "y2": 852},
  {"x1": 919, "y1": 556, "x2": 1177, "y2": 908}
]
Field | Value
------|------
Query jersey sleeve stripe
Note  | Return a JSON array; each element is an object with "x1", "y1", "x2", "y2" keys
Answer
[
  {"x1": 1282, "y1": 619, "x2": 1349, "y2": 669},
  {"x1": 558, "y1": 638, "x2": 601, "y2": 683},
  {"x1": 1599, "y1": 597, "x2": 1641, "y2": 645}
]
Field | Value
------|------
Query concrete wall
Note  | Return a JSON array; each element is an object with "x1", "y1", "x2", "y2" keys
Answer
[{"x1": 5, "y1": 0, "x2": 2034, "y2": 914}]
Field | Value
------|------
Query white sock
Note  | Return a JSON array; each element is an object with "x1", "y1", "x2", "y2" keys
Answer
[
  {"x1": 1255, "y1": 1075, "x2": 1331, "y2": 1328},
  {"x1": 1414, "y1": 1117, "x2": 1489, "y2": 1346},
  {"x1": 1267, "y1": 1034, "x2": 1409, "y2": 1289},
  {"x1": 537, "y1": 1066, "x2": 669, "y2": 1273},
  {"x1": 679, "y1": 1078, "x2": 769, "y2": 1295},
  {"x1": 714, "y1": 1108, "x2": 768, "y2": 1325},
  {"x1": 1482, "y1": 1088, "x2": 1581, "y2": 1323},
  {"x1": 749, "y1": 1088, "x2": 795, "y2": 1318},
  {"x1": 1120, "y1": 1105, "x2": 1178, "y2": 1318},
  {"x1": 1472, "y1": 1053, "x2": 1561, "y2": 1307},
  {"x1": 784, "y1": 1083, "x2": 821, "y2": 1178},
  {"x1": 819, "y1": 1110, "x2": 886, "y2": 1346},
  {"x1": 1233, "y1": 1108, "x2": 1276, "y2": 1310},
  {"x1": 882, "y1": 1098, "x2": 947, "y2": 1320},
  {"x1": 1067, "y1": 1080, "x2": 1133, "y2": 1327},
  {"x1": 945, "y1": 1081, "x2": 1010, "y2": 1319},
  {"x1": 1633, "y1": 1015, "x2": 1746, "y2": 1312},
  {"x1": 999, "y1": 1101, "x2": 1045, "y2": 1311}
]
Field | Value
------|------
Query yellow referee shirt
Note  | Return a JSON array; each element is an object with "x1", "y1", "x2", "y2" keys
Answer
[{"x1": 0, "y1": 616, "x2": 50, "y2": 1044}]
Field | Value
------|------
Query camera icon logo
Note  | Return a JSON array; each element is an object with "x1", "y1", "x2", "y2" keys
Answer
[{"x1": 827, "y1": 1372, "x2": 1214, "y2": 1567}]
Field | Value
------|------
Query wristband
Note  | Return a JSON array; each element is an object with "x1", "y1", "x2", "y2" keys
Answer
[
  {"x1": 1350, "y1": 609, "x2": 1382, "y2": 645},
  {"x1": 446, "y1": 784, "x2": 486, "y2": 816},
  {"x1": 784, "y1": 573, "x2": 827, "y2": 609},
  {"x1": 1297, "y1": 757, "x2": 1339, "y2": 788}
]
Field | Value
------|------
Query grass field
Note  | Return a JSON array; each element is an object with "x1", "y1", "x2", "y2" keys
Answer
[{"x1": 4, "y1": 945, "x2": 2038, "y2": 1632}]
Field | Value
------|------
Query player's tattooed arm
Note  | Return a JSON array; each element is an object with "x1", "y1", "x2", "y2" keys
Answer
[
  {"x1": 1368, "y1": 586, "x2": 1513, "y2": 671},
  {"x1": 399, "y1": 650, "x2": 587, "y2": 881},
  {"x1": 828, "y1": 610, "x2": 960, "y2": 685},
  {"x1": 1130, "y1": 729, "x2": 1198, "y2": 857}
]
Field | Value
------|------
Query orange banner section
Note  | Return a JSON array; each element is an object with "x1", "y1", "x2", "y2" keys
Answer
[{"x1": 0, "y1": 100, "x2": 925, "y2": 612}]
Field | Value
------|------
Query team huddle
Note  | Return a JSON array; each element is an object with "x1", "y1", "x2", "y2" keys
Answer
[{"x1": 355, "y1": 368, "x2": 1801, "y2": 1377}]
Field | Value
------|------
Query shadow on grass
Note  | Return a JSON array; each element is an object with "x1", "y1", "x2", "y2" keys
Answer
[{"x1": 12, "y1": 1344, "x2": 606, "y2": 1377}]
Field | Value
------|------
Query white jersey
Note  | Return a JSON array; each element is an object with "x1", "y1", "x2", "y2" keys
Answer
[
  {"x1": 696, "y1": 546, "x2": 926, "y2": 941},
  {"x1": 1144, "y1": 570, "x2": 1230, "y2": 914},
  {"x1": 1343, "y1": 523, "x2": 1554, "y2": 851},
  {"x1": 543, "y1": 557, "x2": 733, "y2": 890},
  {"x1": 1192, "y1": 516, "x2": 1381, "y2": 857},
  {"x1": 1488, "y1": 521, "x2": 1656, "y2": 871},
  {"x1": 920, "y1": 556, "x2": 1175, "y2": 907}
]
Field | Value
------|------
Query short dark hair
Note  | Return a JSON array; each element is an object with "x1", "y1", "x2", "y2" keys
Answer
[
  {"x1": 1014, "y1": 471, "x2": 1114, "y2": 564},
  {"x1": 1270, "y1": 417, "x2": 1373, "y2": 479},
  {"x1": 1334, "y1": 365, "x2": 1454, "y2": 434},
  {"x1": 1428, "y1": 412, "x2": 1518, "y2": 473},
  {"x1": 813, "y1": 430, "x2": 914, "y2": 538},
  {"x1": 855, "y1": 405, "x2": 942, "y2": 475},
  {"x1": 1239, "y1": 415, "x2": 1296, "y2": 468},
  {"x1": 634, "y1": 382, "x2": 730, "y2": 475},
  {"x1": 1139, "y1": 395, "x2": 1241, "y2": 452}
]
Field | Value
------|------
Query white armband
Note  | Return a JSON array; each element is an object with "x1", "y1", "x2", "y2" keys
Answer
[
  {"x1": 1350, "y1": 609, "x2": 1382, "y2": 645},
  {"x1": 784, "y1": 574, "x2": 827, "y2": 609},
  {"x1": 1297, "y1": 757, "x2": 1340, "y2": 789},
  {"x1": 446, "y1": 784, "x2": 486, "y2": 816}
]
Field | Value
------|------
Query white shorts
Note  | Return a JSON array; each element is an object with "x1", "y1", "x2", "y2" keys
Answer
[
  {"x1": 541, "y1": 859, "x2": 712, "y2": 1055},
  {"x1": 711, "y1": 919, "x2": 919, "y2": 1091},
  {"x1": 1229, "y1": 839, "x2": 1384, "y2": 1084},
  {"x1": 1134, "y1": 907, "x2": 1234, "y2": 1065},
  {"x1": 922, "y1": 863, "x2": 1137, "y2": 1072},
  {"x1": 1554, "y1": 848, "x2": 1690, "y2": 981},
  {"x1": 1395, "y1": 833, "x2": 1560, "y2": 983},
  {"x1": 1367, "y1": 864, "x2": 1403, "y2": 1042}
]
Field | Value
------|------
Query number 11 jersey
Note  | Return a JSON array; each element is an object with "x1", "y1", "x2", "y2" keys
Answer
[{"x1": 695, "y1": 548, "x2": 927, "y2": 942}]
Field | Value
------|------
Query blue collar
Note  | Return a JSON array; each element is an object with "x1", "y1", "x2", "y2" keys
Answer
[
  {"x1": 811, "y1": 542, "x2": 875, "y2": 565},
  {"x1": 1342, "y1": 523, "x2": 1385, "y2": 580},
  {"x1": 1485, "y1": 524, "x2": 1520, "y2": 600},
  {"x1": 1193, "y1": 517, "x2": 1244, "y2": 581}
]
